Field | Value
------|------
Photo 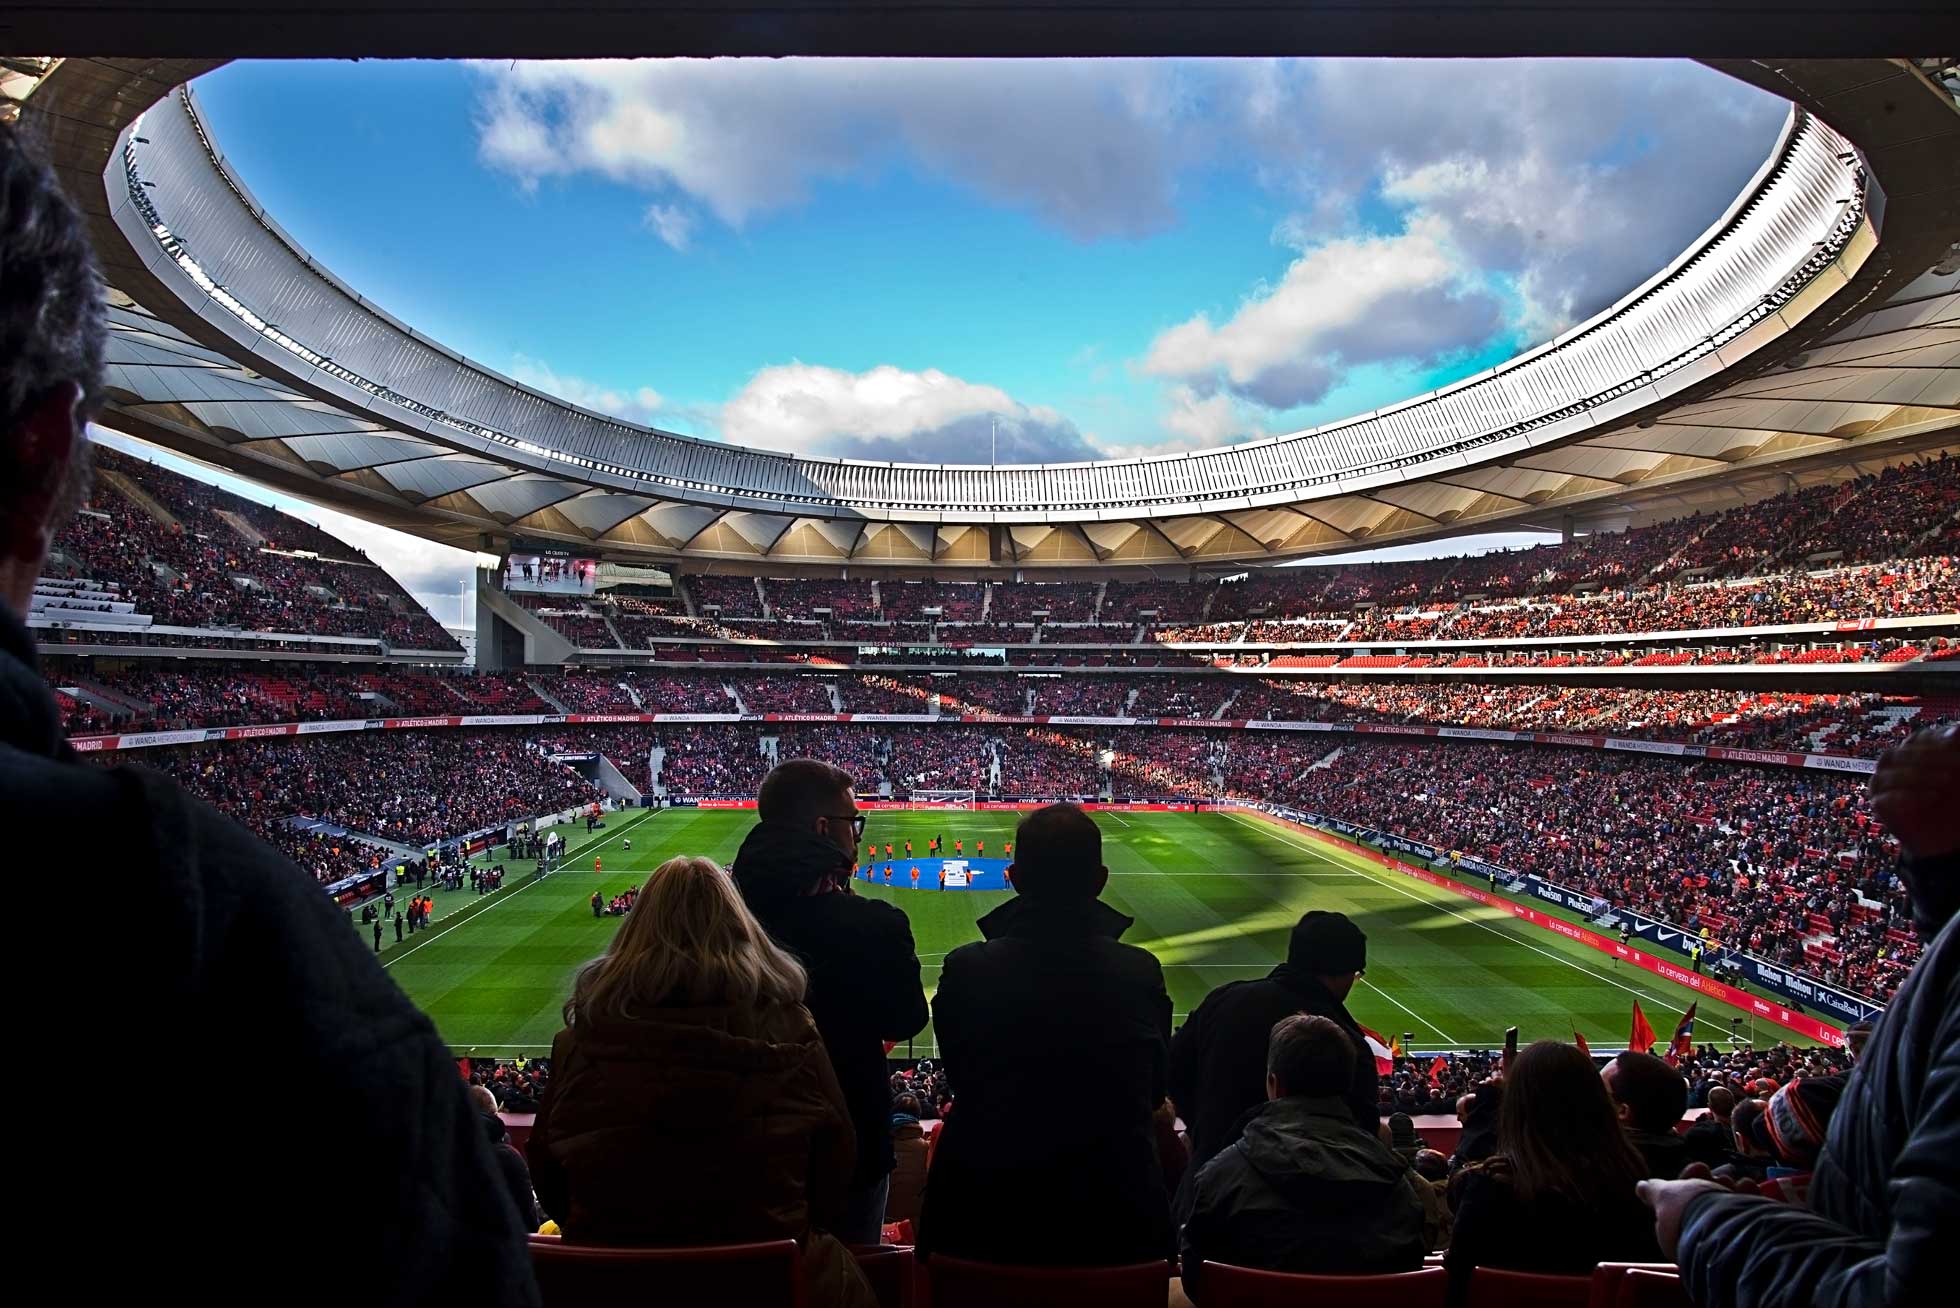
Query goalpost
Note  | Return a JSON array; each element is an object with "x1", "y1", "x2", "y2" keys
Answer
[{"x1": 907, "y1": 788, "x2": 978, "y2": 810}]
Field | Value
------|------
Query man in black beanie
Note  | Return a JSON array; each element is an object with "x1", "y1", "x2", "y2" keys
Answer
[
  {"x1": 1170, "y1": 908, "x2": 1379, "y2": 1206},
  {"x1": 919, "y1": 803, "x2": 1173, "y2": 1266}
]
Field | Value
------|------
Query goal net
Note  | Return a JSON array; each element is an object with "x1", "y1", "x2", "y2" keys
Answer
[{"x1": 907, "y1": 788, "x2": 978, "y2": 810}]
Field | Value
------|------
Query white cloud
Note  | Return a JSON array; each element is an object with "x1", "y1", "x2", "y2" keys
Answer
[
  {"x1": 642, "y1": 202, "x2": 696, "y2": 251},
  {"x1": 507, "y1": 353, "x2": 665, "y2": 424},
  {"x1": 1158, "y1": 385, "x2": 1253, "y2": 449},
  {"x1": 474, "y1": 57, "x2": 1188, "y2": 240},
  {"x1": 721, "y1": 362, "x2": 1100, "y2": 464},
  {"x1": 1142, "y1": 220, "x2": 1502, "y2": 409}
]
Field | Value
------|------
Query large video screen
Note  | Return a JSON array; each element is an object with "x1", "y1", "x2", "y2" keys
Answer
[{"x1": 504, "y1": 554, "x2": 596, "y2": 596}]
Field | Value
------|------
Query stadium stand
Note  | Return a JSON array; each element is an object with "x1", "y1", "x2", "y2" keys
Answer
[{"x1": 43, "y1": 447, "x2": 460, "y2": 651}]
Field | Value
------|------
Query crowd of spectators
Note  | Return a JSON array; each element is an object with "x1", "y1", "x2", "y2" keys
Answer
[
  {"x1": 48, "y1": 446, "x2": 459, "y2": 650},
  {"x1": 1224, "y1": 737, "x2": 1917, "y2": 999},
  {"x1": 147, "y1": 731, "x2": 602, "y2": 848},
  {"x1": 988, "y1": 581, "x2": 1099, "y2": 623},
  {"x1": 732, "y1": 675, "x2": 838, "y2": 714}
]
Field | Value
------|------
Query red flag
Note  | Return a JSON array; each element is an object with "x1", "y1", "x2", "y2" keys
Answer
[
  {"x1": 1427, "y1": 1054, "x2": 1448, "y2": 1084},
  {"x1": 1669, "y1": 1002, "x2": 1699, "y2": 1060},
  {"x1": 1574, "y1": 1030, "x2": 1592, "y2": 1057},
  {"x1": 1358, "y1": 1024, "x2": 1395, "y2": 1075},
  {"x1": 1629, "y1": 1002, "x2": 1658, "y2": 1054},
  {"x1": 456, "y1": 1057, "x2": 472, "y2": 1081}
]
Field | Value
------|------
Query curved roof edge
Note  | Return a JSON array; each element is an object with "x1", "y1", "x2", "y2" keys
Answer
[{"x1": 20, "y1": 56, "x2": 1960, "y2": 569}]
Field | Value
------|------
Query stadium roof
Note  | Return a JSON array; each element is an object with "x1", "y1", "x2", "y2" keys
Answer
[{"x1": 12, "y1": 53, "x2": 1959, "y2": 571}]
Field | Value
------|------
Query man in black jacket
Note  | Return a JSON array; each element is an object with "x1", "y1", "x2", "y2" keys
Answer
[
  {"x1": 1643, "y1": 723, "x2": 1960, "y2": 1308},
  {"x1": 1603, "y1": 1050, "x2": 1690, "y2": 1179},
  {"x1": 0, "y1": 120, "x2": 536, "y2": 1305},
  {"x1": 919, "y1": 803, "x2": 1173, "y2": 1265},
  {"x1": 1170, "y1": 910, "x2": 1379, "y2": 1185},
  {"x1": 1181, "y1": 1014, "x2": 1428, "y2": 1299},
  {"x1": 731, "y1": 758, "x2": 929, "y2": 1243}
]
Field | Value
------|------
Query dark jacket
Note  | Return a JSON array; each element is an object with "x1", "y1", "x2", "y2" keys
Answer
[
  {"x1": 1681, "y1": 1112, "x2": 1734, "y2": 1170},
  {"x1": 919, "y1": 894, "x2": 1173, "y2": 1265},
  {"x1": 1627, "y1": 1126, "x2": 1690, "y2": 1181},
  {"x1": 1678, "y1": 856, "x2": 1959, "y2": 1308},
  {"x1": 1169, "y1": 964, "x2": 1380, "y2": 1174},
  {"x1": 733, "y1": 821, "x2": 929, "y2": 1187},
  {"x1": 484, "y1": 1109, "x2": 544, "y2": 1232},
  {"x1": 1445, "y1": 1163, "x2": 1662, "y2": 1303},
  {"x1": 1180, "y1": 1095, "x2": 1427, "y2": 1297},
  {"x1": 0, "y1": 608, "x2": 538, "y2": 1306},
  {"x1": 529, "y1": 1002, "x2": 853, "y2": 1242}
]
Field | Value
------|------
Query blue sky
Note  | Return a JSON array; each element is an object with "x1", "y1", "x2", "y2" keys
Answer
[
  {"x1": 126, "y1": 57, "x2": 1788, "y2": 622},
  {"x1": 191, "y1": 57, "x2": 1783, "y2": 460}
]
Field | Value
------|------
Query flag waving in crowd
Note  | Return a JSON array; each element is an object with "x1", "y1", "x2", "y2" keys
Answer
[
  {"x1": 1574, "y1": 1030, "x2": 1591, "y2": 1056},
  {"x1": 1427, "y1": 1054, "x2": 1449, "y2": 1085},
  {"x1": 1665, "y1": 1001, "x2": 1699, "y2": 1064},
  {"x1": 1629, "y1": 1001, "x2": 1658, "y2": 1054},
  {"x1": 1358, "y1": 1025, "x2": 1396, "y2": 1075}
]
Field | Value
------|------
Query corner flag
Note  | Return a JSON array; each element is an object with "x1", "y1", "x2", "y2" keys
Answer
[{"x1": 1629, "y1": 1002, "x2": 1658, "y2": 1055}]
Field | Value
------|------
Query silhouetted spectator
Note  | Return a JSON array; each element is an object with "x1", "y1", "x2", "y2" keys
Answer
[
  {"x1": 920, "y1": 804, "x2": 1173, "y2": 1265},
  {"x1": 732, "y1": 759, "x2": 928, "y2": 1244}
]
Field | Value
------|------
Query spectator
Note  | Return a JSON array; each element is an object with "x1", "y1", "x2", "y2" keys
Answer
[
  {"x1": 0, "y1": 123, "x2": 536, "y2": 1305},
  {"x1": 1180, "y1": 1014, "x2": 1428, "y2": 1296},
  {"x1": 1445, "y1": 1042, "x2": 1662, "y2": 1300},
  {"x1": 1739, "y1": 1075, "x2": 1849, "y2": 1207},
  {"x1": 1684, "y1": 1084, "x2": 1737, "y2": 1169},
  {"x1": 1647, "y1": 724, "x2": 1958, "y2": 1308},
  {"x1": 886, "y1": 1093, "x2": 930, "y2": 1227},
  {"x1": 469, "y1": 1084, "x2": 543, "y2": 1232},
  {"x1": 1602, "y1": 1051, "x2": 1692, "y2": 1179},
  {"x1": 1170, "y1": 911, "x2": 1379, "y2": 1193},
  {"x1": 731, "y1": 758, "x2": 929, "y2": 1244},
  {"x1": 920, "y1": 804, "x2": 1174, "y2": 1265},
  {"x1": 1388, "y1": 1112, "x2": 1426, "y2": 1165},
  {"x1": 527, "y1": 856, "x2": 874, "y2": 1308}
]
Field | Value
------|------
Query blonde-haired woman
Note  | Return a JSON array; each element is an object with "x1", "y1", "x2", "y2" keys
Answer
[{"x1": 528, "y1": 856, "x2": 874, "y2": 1308}]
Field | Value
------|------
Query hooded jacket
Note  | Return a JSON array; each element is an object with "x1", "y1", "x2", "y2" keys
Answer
[
  {"x1": 0, "y1": 606, "x2": 538, "y2": 1306},
  {"x1": 1180, "y1": 1094, "x2": 1428, "y2": 1296},
  {"x1": 1169, "y1": 962, "x2": 1381, "y2": 1178},
  {"x1": 919, "y1": 893, "x2": 1174, "y2": 1265},
  {"x1": 1677, "y1": 851, "x2": 1959, "y2": 1308},
  {"x1": 732, "y1": 820, "x2": 929, "y2": 1186}
]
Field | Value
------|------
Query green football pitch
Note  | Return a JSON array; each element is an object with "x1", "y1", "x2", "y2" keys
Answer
[{"x1": 375, "y1": 806, "x2": 1807, "y2": 1057}]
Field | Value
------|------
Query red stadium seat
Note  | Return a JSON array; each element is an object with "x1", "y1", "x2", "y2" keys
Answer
[
  {"x1": 922, "y1": 1255, "x2": 1171, "y2": 1308},
  {"x1": 851, "y1": 1245, "x2": 917, "y2": 1308},
  {"x1": 1589, "y1": 1264, "x2": 1689, "y2": 1308},
  {"x1": 525, "y1": 1234, "x2": 805, "y2": 1308},
  {"x1": 1467, "y1": 1267, "x2": 1593, "y2": 1308},
  {"x1": 1197, "y1": 1262, "x2": 1447, "y2": 1307}
]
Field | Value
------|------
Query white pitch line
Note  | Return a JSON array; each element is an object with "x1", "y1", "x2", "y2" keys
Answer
[
  {"x1": 1225, "y1": 811, "x2": 1704, "y2": 1014},
  {"x1": 1360, "y1": 976, "x2": 1460, "y2": 1046},
  {"x1": 1103, "y1": 810, "x2": 1133, "y2": 828},
  {"x1": 381, "y1": 809, "x2": 658, "y2": 969}
]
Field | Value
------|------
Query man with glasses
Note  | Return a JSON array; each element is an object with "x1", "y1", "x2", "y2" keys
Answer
[{"x1": 733, "y1": 758, "x2": 930, "y2": 1243}]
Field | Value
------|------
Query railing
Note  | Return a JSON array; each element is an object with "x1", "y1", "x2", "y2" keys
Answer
[{"x1": 117, "y1": 87, "x2": 1869, "y2": 520}]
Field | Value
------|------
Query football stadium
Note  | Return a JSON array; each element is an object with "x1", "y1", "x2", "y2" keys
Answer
[{"x1": 4, "y1": 4, "x2": 1956, "y2": 1305}]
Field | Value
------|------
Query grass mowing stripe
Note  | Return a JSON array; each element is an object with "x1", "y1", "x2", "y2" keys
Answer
[{"x1": 1223, "y1": 810, "x2": 1731, "y2": 1023}]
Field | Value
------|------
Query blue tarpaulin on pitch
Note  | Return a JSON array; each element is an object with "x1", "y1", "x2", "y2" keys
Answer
[{"x1": 858, "y1": 856, "x2": 1012, "y2": 891}]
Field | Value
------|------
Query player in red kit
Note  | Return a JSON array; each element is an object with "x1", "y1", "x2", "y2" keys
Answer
[{"x1": 594, "y1": 856, "x2": 601, "y2": 874}]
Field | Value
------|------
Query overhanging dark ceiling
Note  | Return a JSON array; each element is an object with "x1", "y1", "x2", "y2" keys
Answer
[{"x1": 5, "y1": 1, "x2": 1959, "y2": 59}]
